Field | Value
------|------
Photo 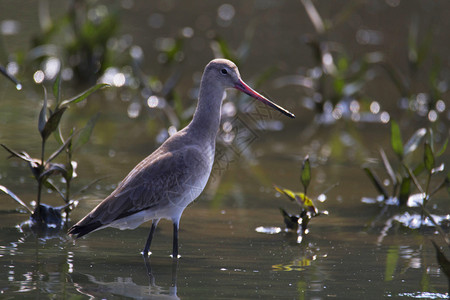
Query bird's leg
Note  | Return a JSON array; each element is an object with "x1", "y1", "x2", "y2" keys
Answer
[
  {"x1": 170, "y1": 257, "x2": 179, "y2": 295},
  {"x1": 143, "y1": 219, "x2": 159, "y2": 257},
  {"x1": 171, "y1": 221, "x2": 179, "y2": 259}
]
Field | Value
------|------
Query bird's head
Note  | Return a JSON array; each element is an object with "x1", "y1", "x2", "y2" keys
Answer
[{"x1": 204, "y1": 59, "x2": 295, "y2": 119}]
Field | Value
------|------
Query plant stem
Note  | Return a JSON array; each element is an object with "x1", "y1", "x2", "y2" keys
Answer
[
  {"x1": 35, "y1": 138, "x2": 46, "y2": 222},
  {"x1": 423, "y1": 172, "x2": 432, "y2": 208}
]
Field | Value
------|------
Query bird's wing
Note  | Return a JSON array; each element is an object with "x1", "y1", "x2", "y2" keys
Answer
[{"x1": 75, "y1": 144, "x2": 210, "y2": 227}]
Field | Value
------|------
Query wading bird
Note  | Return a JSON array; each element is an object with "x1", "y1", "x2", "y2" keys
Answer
[{"x1": 68, "y1": 59, "x2": 295, "y2": 258}]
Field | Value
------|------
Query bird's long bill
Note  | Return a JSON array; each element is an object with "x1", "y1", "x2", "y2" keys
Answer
[{"x1": 234, "y1": 79, "x2": 295, "y2": 119}]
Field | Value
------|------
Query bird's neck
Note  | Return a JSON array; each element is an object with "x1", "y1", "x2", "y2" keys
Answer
[{"x1": 188, "y1": 78, "x2": 224, "y2": 142}]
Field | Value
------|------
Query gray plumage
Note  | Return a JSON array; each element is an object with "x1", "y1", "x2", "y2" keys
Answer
[{"x1": 68, "y1": 59, "x2": 295, "y2": 258}]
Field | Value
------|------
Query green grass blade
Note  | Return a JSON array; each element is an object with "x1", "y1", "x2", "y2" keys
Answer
[
  {"x1": 41, "y1": 107, "x2": 67, "y2": 141},
  {"x1": 424, "y1": 142, "x2": 435, "y2": 172},
  {"x1": 390, "y1": 120, "x2": 404, "y2": 160},
  {"x1": 59, "y1": 83, "x2": 109, "y2": 108},
  {"x1": 53, "y1": 71, "x2": 61, "y2": 106},
  {"x1": 436, "y1": 138, "x2": 448, "y2": 158},
  {"x1": 398, "y1": 176, "x2": 411, "y2": 206},
  {"x1": 46, "y1": 131, "x2": 75, "y2": 164},
  {"x1": 301, "y1": 155, "x2": 311, "y2": 194}
]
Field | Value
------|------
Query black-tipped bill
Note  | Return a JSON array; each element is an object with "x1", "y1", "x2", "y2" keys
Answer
[{"x1": 234, "y1": 79, "x2": 295, "y2": 119}]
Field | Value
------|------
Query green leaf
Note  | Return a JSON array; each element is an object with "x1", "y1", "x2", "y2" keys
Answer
[
  {"x1": 59, "y1": 83, "x2": 109, "y2": 108},
  {"x1": 398, "y1": 176, "x2": 411, "y2": 206},
  {"x1": 428, "y1": 128, "x2": 435, "y2": 153},
  {"x1": 294, "y1": 193, "x2": 318, "y2": 214},
  {"x1": 64, "y1": 160, "x2": 74, "y2": 182},
  {"x1": 53, "y1": 71, "x2": 61, "y2": 106},
  {"x1": 46, "y1": 131, "x2": 76, "y2": 164},
  {"x1": 301, "y1": 155, "x2": 311, "y2": 194},
  {"x1": 436, "y1": 138, "x2": 448, "y2": 157},
  {"x1": 74, "y1": 113, "x2": 100, "y2": 150},
  {"x1": 403, "y1": 128, "x2": 426, "y2": 156},
  {"x1": 390, "y1": 120, "x2": 404, "y2": 160},
  {"x1": 274, "y1": 185, "x2": 296, "y2": 202},
  {"x1": 363, "y1": 167, "x2": 389, "y2": 199},
  {"x1": 38, "y1": 86, "x2": 48, "y2": 136},
  {"x1": 41, "y1": 107, "x2": 67, "y2": 141},
  {"x1": 424, "y1": 142, "x2": 435, "y2": 172},
  {"x1": 0, "y1": 185, "x2": 33, "y2": 213}
]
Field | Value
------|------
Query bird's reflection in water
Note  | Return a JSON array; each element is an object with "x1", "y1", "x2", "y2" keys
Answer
[
  {"x1": 72, "y1": 258, "x2": 179, "y2": 299},
  {"x1": 145, "y1": 258, "x2": 179, "y2": 299}
]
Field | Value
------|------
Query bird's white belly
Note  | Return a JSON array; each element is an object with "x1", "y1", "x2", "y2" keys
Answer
[{"x1": 108, "y1": 205, "x2": 186, "y2": 230}]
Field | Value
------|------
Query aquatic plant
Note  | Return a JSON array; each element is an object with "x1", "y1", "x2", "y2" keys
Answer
[
  {"x1": 274, "y1": 156, "x2": 329, "y2": 243},
  {"x1": 364, "y1": 120, "x2": 448, "y2": 207},
  {"x1": 0, "y1": 74, "x2": 108, "y2": 233},
  {"x1": 363, "y1": 120, "x2": 450, "y2": 287}
]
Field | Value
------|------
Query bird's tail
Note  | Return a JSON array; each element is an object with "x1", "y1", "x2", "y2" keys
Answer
[{"x1": 67, "y1": 221, "x2": 102, "y2": 238}]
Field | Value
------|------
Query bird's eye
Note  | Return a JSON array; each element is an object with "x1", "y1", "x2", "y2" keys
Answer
[{"x1": 220, "y1": 68, "x2": 228, "y2": 75}]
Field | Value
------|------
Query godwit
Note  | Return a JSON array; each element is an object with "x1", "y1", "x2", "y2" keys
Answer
[{"x1": 68, "y1": 59, "x2": 295, "y2": 258}]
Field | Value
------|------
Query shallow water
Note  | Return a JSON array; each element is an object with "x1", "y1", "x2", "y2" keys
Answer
[
  {"x1": 1, "y1": 0, "x2": 450, "y2": 299},
  {"x1": 1, "y1": 203, "x2": 449, "y2": 299}
]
